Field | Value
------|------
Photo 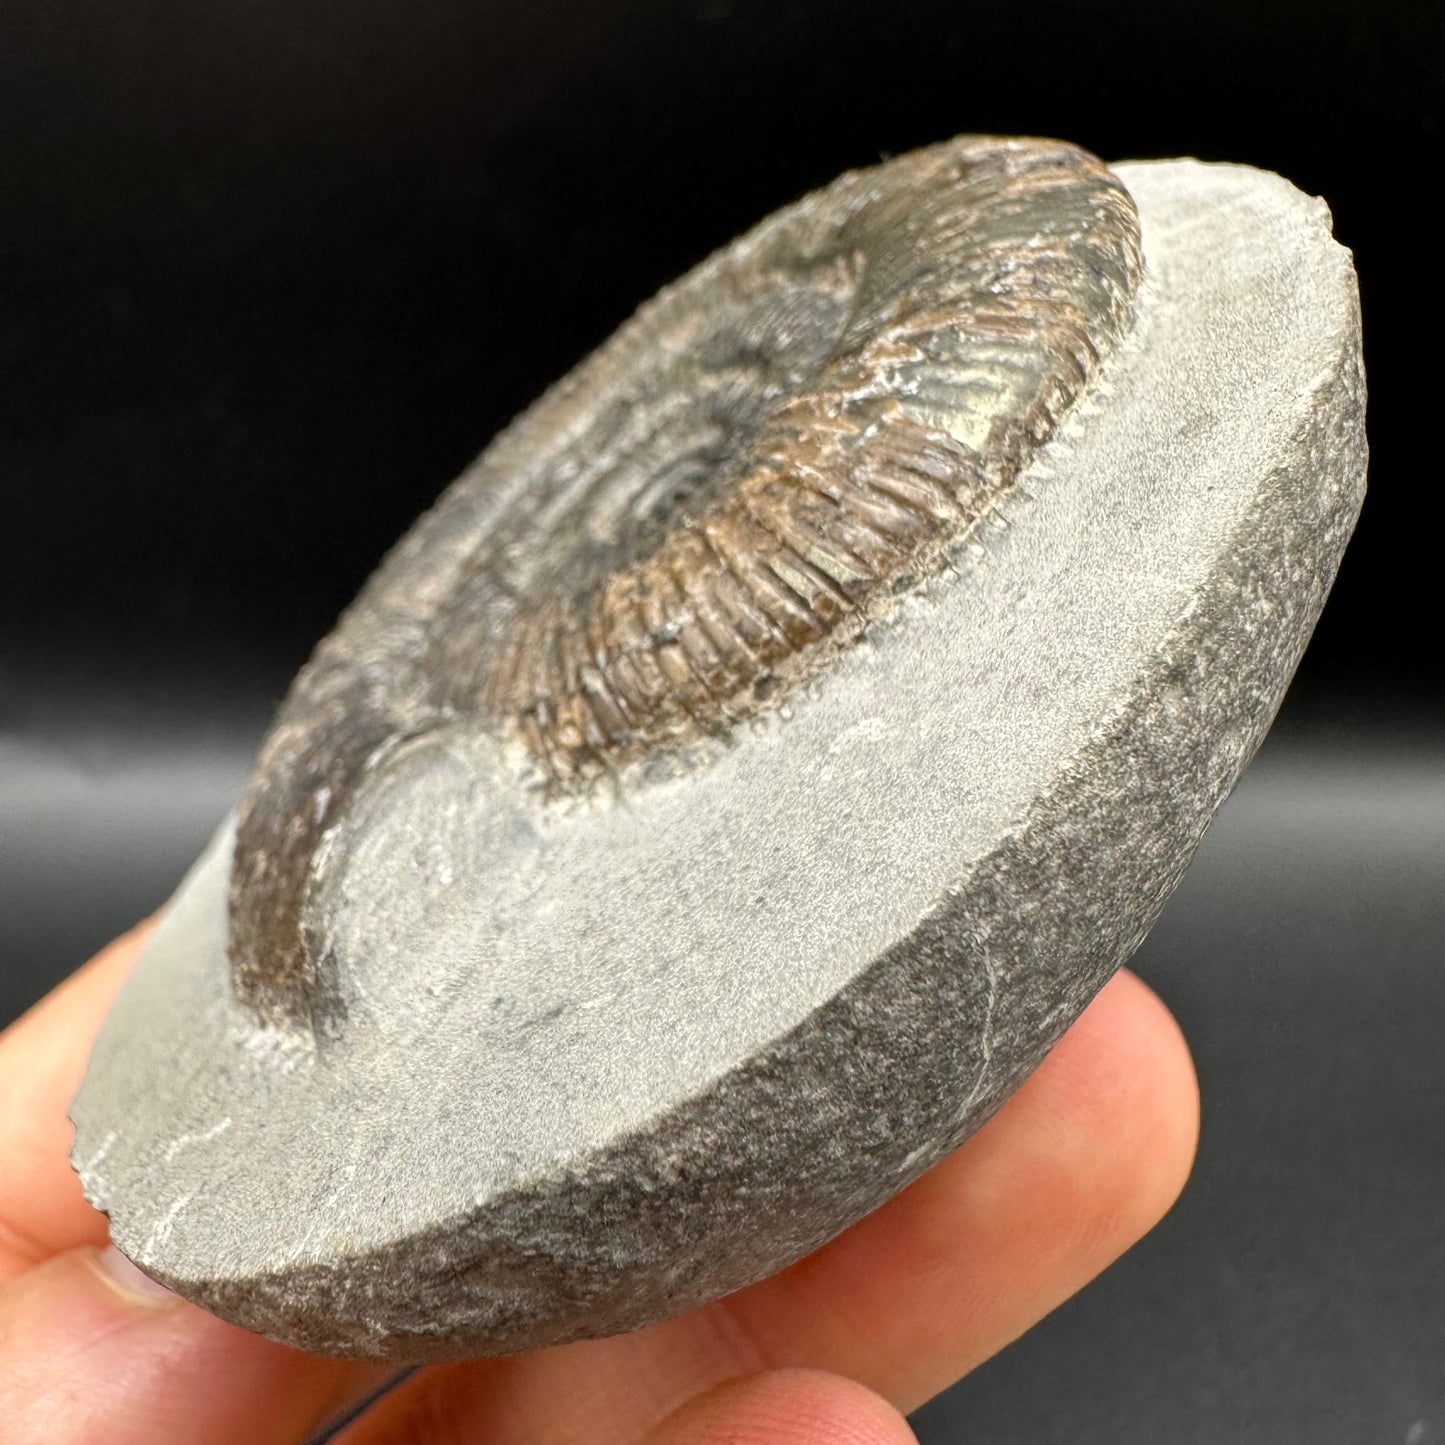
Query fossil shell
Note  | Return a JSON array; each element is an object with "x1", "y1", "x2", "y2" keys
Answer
[
  {"x1": 229, "y1": 136, "x2": 1141, "y2": 1029},
  {"x1": 71, "y1": 143, "x2": 1365, "y2": 1363}
]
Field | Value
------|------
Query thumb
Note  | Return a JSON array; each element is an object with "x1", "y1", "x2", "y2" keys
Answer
[
  {"x1": 0, "y1": 1244, "x2": 364, "y2": 1445},
  {"x1": 643, "y1": 1368, "x2": 919, "y2": 1445}
]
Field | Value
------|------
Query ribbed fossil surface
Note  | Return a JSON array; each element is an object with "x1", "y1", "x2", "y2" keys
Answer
[{"x1": 229, "y1": 136, "x2": 1143, "y2": 1027}]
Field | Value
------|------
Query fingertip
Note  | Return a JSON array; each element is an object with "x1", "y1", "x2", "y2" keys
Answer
[
  {"x1": 0, "y1": 1245, "x2": 359, "y2": 1445},
  {"x1": 1038, "y1": 969, "x2": 1200, "y2": 1249},
  {"x1": 88, "y1": 1244, "x2": 182, "y2": 1307},
  {"x1": 703, "y1": 964, "x2": 1201, "y2": 1414},
  {"x1": 643, "y1": 1368, "x2": 917, "y2": 1445},
  {"x1": 1118, "y1": 969, "x2": 1201, "y2": 1214},
  {"x1": 0, "y1": 923, "x2": 159, "y2": 1277},
  {"x1": 913, "y1": 965, "x2": 1200, "y2": 1359},
  {"x1": 0, "y1": 917, "x2": 152, "y2": 1050}
]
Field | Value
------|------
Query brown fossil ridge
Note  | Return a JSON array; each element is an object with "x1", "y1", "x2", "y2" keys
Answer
[{"x1": 228, "y1": 135, "x2": 1142, "y2": 1028}]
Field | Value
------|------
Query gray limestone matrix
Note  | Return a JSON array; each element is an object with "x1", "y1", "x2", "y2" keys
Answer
[{"x1": 70, "y1": 137, "x2": 1367, "y2": 1362}]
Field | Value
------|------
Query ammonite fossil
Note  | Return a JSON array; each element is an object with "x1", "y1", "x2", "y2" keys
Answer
[
  {"x1": 230, "y1": 137, "x2": 1141, "y2": 1033},
  {"x1": 72, "y1": 136, "x2": 1366, "y2": 1361}
]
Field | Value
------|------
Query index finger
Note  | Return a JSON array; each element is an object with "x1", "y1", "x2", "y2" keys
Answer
[{"x1": 0, "y1": 922, "x2": 153, "y2": 1278}]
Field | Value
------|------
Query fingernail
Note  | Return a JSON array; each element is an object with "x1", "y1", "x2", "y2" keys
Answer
[{"x1": 92, "y1": 1244, "x2": 180, "y2": 1306}]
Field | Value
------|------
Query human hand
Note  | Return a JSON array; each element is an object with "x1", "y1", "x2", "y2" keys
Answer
[{"x1": 0, "y1": 921, "x2": 1197, "y2": 1444}]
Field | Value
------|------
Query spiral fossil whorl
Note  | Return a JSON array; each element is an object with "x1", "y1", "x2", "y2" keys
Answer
[{"x1": 228, "y1": 136, "x2": 1143, "y2": 1029}]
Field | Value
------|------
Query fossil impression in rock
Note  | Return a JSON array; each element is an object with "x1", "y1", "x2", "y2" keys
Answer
[{"x1": 71, "y1": 136, "x2": 1366, "y2": 1362}]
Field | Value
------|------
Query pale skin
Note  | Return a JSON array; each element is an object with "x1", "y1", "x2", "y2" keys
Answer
[{"x1": 0, "y1": 922, "x2": 1199, "y2": 1443}]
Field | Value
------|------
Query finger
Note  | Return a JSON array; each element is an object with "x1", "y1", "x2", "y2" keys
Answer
[
  {"x1": 734, "y1": 968, "x2": 1200, "y2": 1409},
  {"x1": 641, "y1": 1369, "x2": 916, "y2": 1445},
  {"x1": 0, "y1": 1243, "x2": 373, "y2": 1445},
  {"x1": 341, "y1": 968, "x2": 1198, "y2": 1444},
  {"x1": 0, "y1": 923, "x2": 154, "y2": 1277}
]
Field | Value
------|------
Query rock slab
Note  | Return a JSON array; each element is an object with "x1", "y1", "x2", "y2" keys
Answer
[{"x1": 71, "y1": 157, "x2": 1366, "y2": 1361}]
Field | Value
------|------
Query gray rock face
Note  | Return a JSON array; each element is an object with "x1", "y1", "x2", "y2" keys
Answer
[{"x1": 71, "y1": 149, "x2": 1365, "y2": 1363}]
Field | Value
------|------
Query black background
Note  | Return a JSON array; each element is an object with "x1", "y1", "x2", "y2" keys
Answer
[{"x1": 1, "y1": 1, "x2": 1441, "y2": 1439}]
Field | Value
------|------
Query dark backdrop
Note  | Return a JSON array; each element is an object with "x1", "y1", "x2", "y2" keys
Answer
[{"x1": 1, "y1": 1, "x2": 1441, "y2": 1440}]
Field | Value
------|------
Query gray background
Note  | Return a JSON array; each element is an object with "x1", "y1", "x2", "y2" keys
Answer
[{"x1": 2, "y1": 0, "x2": 1441, "y2": 1434}]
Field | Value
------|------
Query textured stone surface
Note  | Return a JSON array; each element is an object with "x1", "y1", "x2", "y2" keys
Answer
[
  {"x1": 71, "y1": 151, "x2": 1365, "y2": 1363},
  {"x1": 227, "y1": 136, "x2": 1142, "y2": 1031}
]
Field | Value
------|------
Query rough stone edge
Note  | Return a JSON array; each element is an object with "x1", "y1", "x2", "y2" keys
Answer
[{"x1": 149, "y1": 197, "x2": 1366, "y2": 1362}]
